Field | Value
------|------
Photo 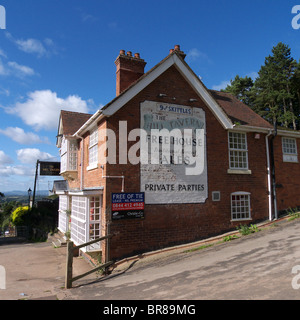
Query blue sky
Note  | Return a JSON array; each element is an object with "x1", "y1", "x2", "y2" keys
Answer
[{"x1": 0, "y1": 0, "x2": 299, "y2": 192}]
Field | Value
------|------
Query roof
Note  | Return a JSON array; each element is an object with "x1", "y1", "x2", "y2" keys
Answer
[
  {"x1": 72, "y1": 50, "x2": 276, "y2": 137},
  {"x1": 60, "y1": 110, "x2": 92, "y2": 136},
  {"x1": 56, "y1": 110, "x2": 92, "y2": 147},
  {"x1": 208, "y1": 90, "x2": 273, "y2": 129},
  {"x1": 78, "y1": 51, "x2": 233, "y2": 134}
]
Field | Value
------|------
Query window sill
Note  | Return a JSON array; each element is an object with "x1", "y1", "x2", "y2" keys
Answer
[
  {"x1": 230, "y1": 218, "x2": 252, "y2": 222},
  {"x1": 227, "y1": 169, "x2": 252, "y2": 175},
  {"x1": 87, "y1": 163, "x2": 98, "y2": 171},
  {"x1": 283, "y1": 154, "x2": 298, "y2": 162},
  {"x1": 60, "y1": 170, "x2": 78, "y2": 181}
]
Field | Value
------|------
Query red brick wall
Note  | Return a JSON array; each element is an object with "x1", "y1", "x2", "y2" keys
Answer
[
  {"x1": 98, "y1": 66, "x2": 270, "y2": 260},
  {"x1": 115, "y1": 53, "x2": 146, "y2": 96},
  {"x1": 273, "y1": 136, "x2": 300, "y2": 212}
]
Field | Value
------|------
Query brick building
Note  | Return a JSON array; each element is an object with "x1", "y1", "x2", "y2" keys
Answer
[{"x1": 56, "y1": 45, "x2": 300, "y2": 262}]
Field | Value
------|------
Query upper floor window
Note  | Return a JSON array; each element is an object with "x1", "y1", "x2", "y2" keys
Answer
[
  {"x1": 88, "y1": 127, "x2": 98, "y2": 169},
  {"x1": 282, "y1": 137, "x2": 298, "y2": 163},
  {"x1": 60, "y1": 137, "x2": 78, "y2": 173},
  {"x1": 228, "y1": 132, "x2": 248, "y2": 170}
]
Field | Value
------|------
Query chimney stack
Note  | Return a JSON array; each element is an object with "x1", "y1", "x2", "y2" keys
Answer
[
  {"x1": 170, "y1": 44, "x2": 186, "y2": 59},
  {"x1": 115, "y1": 50, "x2": 147, "y2": 96}
]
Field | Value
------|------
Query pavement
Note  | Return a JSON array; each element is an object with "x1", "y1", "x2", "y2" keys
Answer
[
  {"x1": 0, "y1": 236, "x2": 96, "y2": 300},
  {"x1": 0, "y1": 214, "x2": 296, "y2": 300}
]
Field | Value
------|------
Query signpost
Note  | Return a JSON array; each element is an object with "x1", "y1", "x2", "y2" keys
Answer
[
  {"x1": 32, "y1": 160, "x2": 61, "y2": 207},
  {"x1": 111, "y1": 192, "x2": 145, "y2": 220}
]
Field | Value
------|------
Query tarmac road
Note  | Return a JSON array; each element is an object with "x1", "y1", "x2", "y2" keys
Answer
[
  {"x1": 1, "y1": 217, "x2": 300, "y2": 300},
  {"x1": 62, "y1": 217, "x2": 300, "y2": 300}
]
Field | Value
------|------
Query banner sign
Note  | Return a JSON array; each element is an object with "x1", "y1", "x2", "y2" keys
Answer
[
  {"x1": 140, "y1": 101, "x2": 208, "y2": 204},
  {"x1": 112, "y1": 192, "x2": 145, "y2": 220},
  {"x1": 39, "y1": 161, "x2": 61, "y2": 176}
]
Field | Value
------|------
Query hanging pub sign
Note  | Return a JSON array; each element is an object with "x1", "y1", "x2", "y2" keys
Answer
[
  {"x1": 112, "y1": 192, "x2": 145, "y2": 220},
  {"x1": 39, "y1": 161, "x2": 61, "y2": 176}
]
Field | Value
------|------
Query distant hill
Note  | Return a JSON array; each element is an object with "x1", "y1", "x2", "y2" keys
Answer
[{"x1": 3, "y1": 190, "x2": 50, "y2": 197}]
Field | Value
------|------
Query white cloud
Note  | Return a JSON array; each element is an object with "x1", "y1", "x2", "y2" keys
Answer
[
  {"x1": 0, "y1": 54, "x2": 36, "y2": 78},
  {"x1": 0, "y1": 49, "x2": 7, "y2": 58},
  {"x1": 0, "y1": 165, "x2": 31, "y2": 177},
  {"x1": 6, "y1": 32, "x2": 57, "y2": 58},
  {"x1": 16, "y1": 148, "x2": 54, "y2": 164},
  {"x1": 82, "y1": 13, "x2": 98, "y2": 23},
  {"x1": 7, "y1": 61, "x2": 36, "y2": 77},
  {"x1": 0, "y1": 150, "x2": 13, "y2": 165},
  {"x1": 0, "y1": 87, "x2": 10, "y2": 96},
  {"x1": 212, "y1": 80, "x2": 230, "y2": 91},
  {"x1": 0, "y1": 127, "x2": 49, "y2": 144},
  {"x1": 6, "y1": 90, "x2": 91, "y2": 131},
  {"x1": 186, "y1": 48, "x2": 211, "y2": 64},
  {"x1": 16, "y1": 38, "x2": 46, "y2": 57},
  {"x1": 0, "y1": 57, "x2": 8, "y2": 75}
]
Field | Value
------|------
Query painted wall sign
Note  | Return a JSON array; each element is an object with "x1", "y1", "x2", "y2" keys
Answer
[
  {"x1": 39, "y1": 161, "x2": 61, "y2": 176},
  {"x1": 112, "y1": 192, "x2": 145, "y2": 220},
  {"x1": 140, "y1": 101, "x2": 208, "y2": 204}
]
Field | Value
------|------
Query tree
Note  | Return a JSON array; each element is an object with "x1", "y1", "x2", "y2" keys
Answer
[
  {"x1": 222, "y1": 75, "x2": 254, "y2": 107},
  {"x1": 291, "y1": 59, "x2": 300, "y2": 128},
  {"x1": 253, "y1": 42, "x2": 298, "y2": 129},
  {"x1": 0, "y1": 192, "x2": 4, "y2": 198},
  {"x1": 0, "y1": 201, "x2": 20, "y2": 232},
  {"x1": 223, "y1": 42, "x2": 300, "y2": 130}
]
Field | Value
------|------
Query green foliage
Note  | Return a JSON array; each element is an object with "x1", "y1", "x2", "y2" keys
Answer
[
  {"x1": 225, "y1": 42, "x2": 300, "y2": 130},
  {"x1": 237, "y1": 224, "x2": 260, "y2": 236},
  {"x1": 252, "y1": 42, "x2": 298, "y2": 129},
  {"x1": 222, "y1": 235, "x2": 239, "y2": 242},
  {"x1": 11, "y1": 206, "x2": 30, "y2": 226},
  {"x1": 222, "y1": 75, "x2": 254, "y2": 107},
  {"x1": 287, "y1": 208, "x2": 300, "y2": 221},
  {"x1": 0, "y1": 200, "x2": 21, "y2": 231}
]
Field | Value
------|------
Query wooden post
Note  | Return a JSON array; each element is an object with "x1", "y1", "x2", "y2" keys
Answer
[
  {"x1": 32, "y1": 160, "x2": 39, "y2": 208},
  {"x1": 65, "y1": 241, "x2": 74, "y2": 289}
]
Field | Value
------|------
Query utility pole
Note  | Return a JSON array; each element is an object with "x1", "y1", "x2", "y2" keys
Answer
[{"x1": 32, "y1": 160, "x2": 39, "y2": 208}]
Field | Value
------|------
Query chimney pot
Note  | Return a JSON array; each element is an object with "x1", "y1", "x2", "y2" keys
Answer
[
  {"x1": 127, "y1": 51, "x2": 132, "y2": 57},
  {"x1": 169, "y1": 49, "x2": 174, "y2": 54},
  {"x1": 119, "y1": 49, "x2": 125, "y2": 55},
  {"x1": 172, "y1": 44, "x2": 186, "y2": 60},
  {"x1": 134, "y1": 53, "x2": 140, "y2": 59}
]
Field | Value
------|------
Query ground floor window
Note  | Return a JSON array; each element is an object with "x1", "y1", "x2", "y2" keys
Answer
[
  {"x1": 71, "y1": 196, "x2": 87, "y2": 245},
  {"x1": 231, "y1": 192, "x2": 251, "y2": 221},
  {"x1": 58, "y1": 193, "x2": 103, "y2": 251},
  {"x1": 58, "y1": 195, "x2": 68, "y2": 233},
  {"x1": 89, "y1": 196, "x2": 101, "y2": 238}
]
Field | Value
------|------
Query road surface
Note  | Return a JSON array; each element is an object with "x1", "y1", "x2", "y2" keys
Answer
[
  {"x1": 61, "y1": 218, "x2": 300, "y2": 300},
  {"x1": 1, "y1": 217, "x2": 300, "y2": 300}
]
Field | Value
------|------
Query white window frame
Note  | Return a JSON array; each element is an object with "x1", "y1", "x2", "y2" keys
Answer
[
  {"x1": 88, "y1": 195, "x2": 102, "y2": 251},
  {"x1": 231, "y1": 191, "x2": 251, "y2": 221},
  {"x1": 228, "y1": 131, "x2": 249, "y2": 170},
  {"x1": 60, "y1": 137, "x2": 78, "y2": 173},
  {"x1": 87, "y1": 127, "x2": 98, "y2": 170},
  {"x1": 58, "y1": 195, "x2": 69, "y2": 233},
  {"x1": 68, "y1": 140, "x2": 78, "y2": 170},
  {"x1": 282, "y1": 137, "x2": 298, "y2": 163}
]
